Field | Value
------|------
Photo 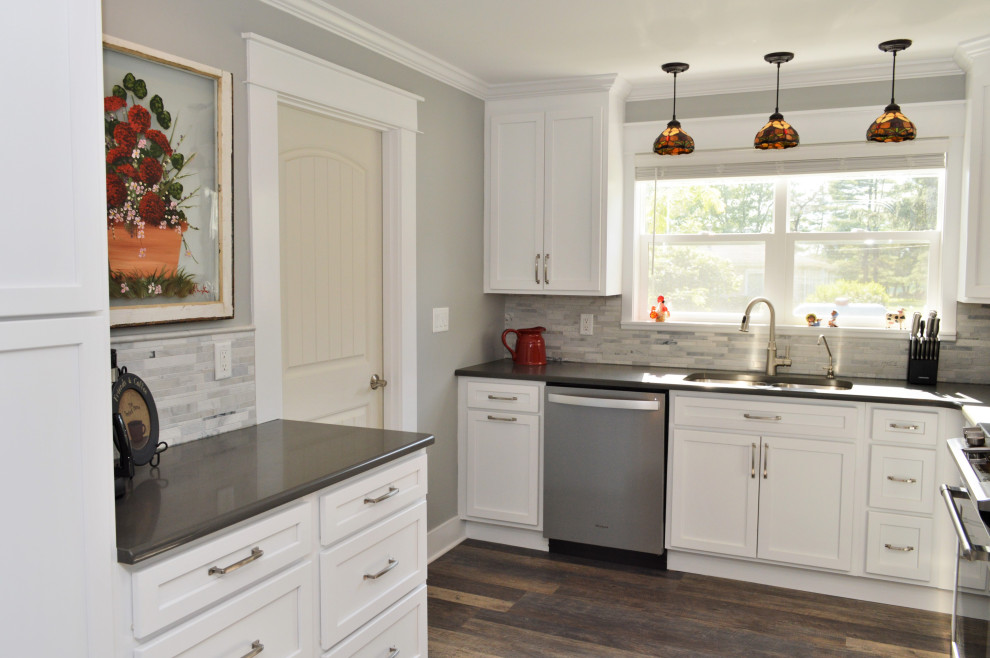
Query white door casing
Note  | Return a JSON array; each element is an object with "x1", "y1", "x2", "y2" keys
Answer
[
  {"x1": 245, "y1": 34, "x2": 421, "y2": 430},
  {"x1": 278, "y1": 107, "x2": 383, "y2": 426}
]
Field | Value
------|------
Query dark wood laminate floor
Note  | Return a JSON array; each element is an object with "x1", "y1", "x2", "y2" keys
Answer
[{"x1": 427, "y1": 540, "x2": 950, "y2": 657}]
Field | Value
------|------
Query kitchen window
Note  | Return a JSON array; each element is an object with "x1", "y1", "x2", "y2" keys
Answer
[{"x1": 630, "y1": 151, "x2": 945, "y2": 330}]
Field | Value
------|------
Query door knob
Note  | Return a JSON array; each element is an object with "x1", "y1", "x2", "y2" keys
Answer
[{"x1": 370, "y1": 374, "x2": 388, "y2": 390}]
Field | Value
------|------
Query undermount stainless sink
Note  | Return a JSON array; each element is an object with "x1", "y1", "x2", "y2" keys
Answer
[{"x1": 683, "y1": 371, "x2": 853, "y2": 391}]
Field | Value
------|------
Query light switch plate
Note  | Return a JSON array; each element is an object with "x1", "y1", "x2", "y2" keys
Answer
[
  {"x1": 580, "y1": 314, "x2": 594, "y2": 335},
  {"x1": 215, "y1": 341, "x2": 232, "y2": 380},
  {"x1": 433, "y1": 307, "x2": 449, "y2": 333}
]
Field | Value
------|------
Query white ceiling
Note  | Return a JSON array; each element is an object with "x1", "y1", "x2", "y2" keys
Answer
[{"x1": 289, "y1": 0, "x2": 990, "y2": 95}]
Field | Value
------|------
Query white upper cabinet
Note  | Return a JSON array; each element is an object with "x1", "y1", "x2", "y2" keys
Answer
[
  {"x1": 957, "y1": 36, "x2": 990, "y2": 302},
  {"x1": 485, "y1": 76, "x2": 628, "y2": 295}
]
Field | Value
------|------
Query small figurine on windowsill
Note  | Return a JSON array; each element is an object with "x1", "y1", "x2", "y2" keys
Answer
[
  {"x1": 649, "y1": 295, "x2": 670, "y2": 322},
  {"x1": 828, "y1": 309, "x2": 839, "y2": 327},
  {"x1": 806, "y1": 313, "x2": 821, "y2": 327},
  {"x1": 885, "y1": 308, "x2": 906, "y2": 329}
]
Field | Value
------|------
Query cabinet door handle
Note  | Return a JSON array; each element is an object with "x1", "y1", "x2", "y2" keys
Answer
[
  {"x1": 364, "y1": 557, "x2": 398, "y2": 580},
  {"x1": 745, "y1": 413, "x2": 782, "y2": 421},
  {"x1": 544, "y1": 253, "x2": 550, "y2": 285},
  {"x1": 884, "y1": 543, "x2": 916, "y2": 552},
  {"x1": 763, "y1": 443, "x2": 769, "y2": 479},
  {"x1": 208, "y1": 547, "x2": 263, "y2": 576},
  {"x1": 886, "y1": 475, "x2": 918, "y2": 484},
  {"x1": 487, "y1": 415, "x2": 517, "y2": 422},
  {"x1": 535, "y1": 254, "x2": 541, "y2": 284},
  {"x1": 386, "y1": 648, "x2": 400, "y2": 658},
  {"x1": 364, "y1": 486, "x2": 399, "y2": 504},
  {"x1": 487, "y1": 394, "x2": 518, "y2": 401},
  {"x1": 240, "y1": 640, "x2": 264, "y2": 658},
  {"x1": 751, "y1": 443, "x2": 756, "y2": 479},
  {"x1": 889, "y1": 423, "x2": 919, "y2": 431}
]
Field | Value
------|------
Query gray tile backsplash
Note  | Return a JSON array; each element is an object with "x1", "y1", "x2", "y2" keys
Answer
[
  {"x1": 112, "y1": 330, "x2": 256, "y2": 446},
  {"x1": 502, "y1": 297, "x2": 990, "y2": 384}
]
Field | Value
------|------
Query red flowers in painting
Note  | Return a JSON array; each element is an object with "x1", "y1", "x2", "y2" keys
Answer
[
  {"x1": 145, "y1": 129, "x2": 173, "y2": 156},
  {"x1": 139, "y1": 158, "x2": 163, "y2": 185},
  {"x1": 113, "y1": 123, "x2": 137, "y2": 150},
  {"x1": 104, "y1": 96, "x2": 126, "y2": 112},
  {"x1": 106, "y1": 174, "x2": 126, "y2": 209},
  {"x1": 128, "y1": 105, "x2": 151, "y2": 133},
  {"x1": 138, "y1": 191, "x2": 166, "y2": 223}
]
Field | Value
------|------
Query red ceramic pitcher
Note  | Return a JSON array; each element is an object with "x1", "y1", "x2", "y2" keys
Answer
[{"x1": 501, "y1": 326, "x2": 547, "y2": 365}]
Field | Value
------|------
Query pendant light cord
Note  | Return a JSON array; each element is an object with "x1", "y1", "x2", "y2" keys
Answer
[
  {"x1": 672, "y1": 72, "x2": 678, "y2": 121},
  {"x1": 890, "y1": 51, "x2": 898, "y2": 104},
  {"x1": 774, "y1": 63, "x2": 781, "y2": 114}
]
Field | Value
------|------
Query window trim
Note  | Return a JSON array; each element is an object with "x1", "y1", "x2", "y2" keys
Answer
[{"x1": 620, "y1": 101, "x2": 967, "y2": 339}]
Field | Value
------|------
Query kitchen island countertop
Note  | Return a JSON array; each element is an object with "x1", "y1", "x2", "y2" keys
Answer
[
  {"x1": 455, "y1": 359, "x2": 990, "y2": 409},
  {"x1": 115, "y1": 420, "x2": 434, "y2": 564}
]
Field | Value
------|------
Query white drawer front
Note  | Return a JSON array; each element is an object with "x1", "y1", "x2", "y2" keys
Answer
[
  {"x1": 466, "y1": 380, "x2": 541, "y2": 413},
  {"x1": 320, "y1": 500, "x2": 427, "y2": 650},
  {"x1": 134, "y1": 562, "x2": 313, "y2": 658},
  {"x1": 868, "y1": 445, "x2": 935, "y2": 513},
  {"x1": 673, "y1": 393, "x2": 859, "y2": 439},
  {"x1": 131, "y1": 503, "x2": 311, "y2": 639},
  {"x1": 871, "y1": 407, "x2": 939, "y2": 445},
  {"x1": 323, "y1": 585, "x2": 427, "y2": 658},
  {"x1": 864, "y1": 511, "x2": 933, "y2": 582},
  {"x1": 321, "y1": 453, "x2": 427, "y2": 546}
]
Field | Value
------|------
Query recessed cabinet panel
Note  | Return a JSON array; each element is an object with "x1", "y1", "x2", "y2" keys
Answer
[
  {"x1": 464, "y1": 410, "x2": 541, "y2": 526},
  {"x1": 323, "y1": 585, "x2": 427, "y2": 658},
  {"x1": 673, "y1": 394, "x2": 859, "y2": 439},
  {"x1": 864, "y1": 511, "x2": 932, "y2": 582},
  {"x1": 870, "y1": 408, "x2": 939, "y2": 446},
  {"x1": 466, "y1": 380, "x2": 541, "y2": 413},
  {"x1": 669, "y1": 430, "x2": 759, "y2": 557},
  {"x1": 868, "y1": 445, "x2": 935, "y2": 513}
]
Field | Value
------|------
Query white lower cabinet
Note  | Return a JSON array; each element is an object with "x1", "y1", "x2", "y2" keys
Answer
[
  {"x1": 121, "y1": 451, "x2": 428, "y2": 658},
  {"x1": 864, "y1": 511, "x2": 933, "y2": 581},
  {"x1": 669, "y1": 427, "x2": 855, "y2": 571}
]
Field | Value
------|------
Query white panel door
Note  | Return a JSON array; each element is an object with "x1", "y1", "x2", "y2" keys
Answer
[
  {"x1": 278, "y1": 105, "x2": 383, "y2": 427},
  {"x1": 544, "y1": 108, "x2": 602, "y2": 292},
  {"x1": 669, "y1": 429, "x2": 759, "y2": 557},
  {"x1": 487, "y1": 113, "x2": 544, "y2": 292},
  {"x1": 464, "y1": 410, "x2": 541, "y2": 526},
  {"x1": 757, "y1": 436, "x2": 855, "y2": 571}
]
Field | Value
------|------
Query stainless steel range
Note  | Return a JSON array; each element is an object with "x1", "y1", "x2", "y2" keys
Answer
[{"x1": 943, "y1": 425, "x2": 990, "y2": 658}]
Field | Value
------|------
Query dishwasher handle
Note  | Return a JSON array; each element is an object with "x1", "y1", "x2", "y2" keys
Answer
[{"x1": 547, "y1": 393, "x2": 660, "y2": 411}]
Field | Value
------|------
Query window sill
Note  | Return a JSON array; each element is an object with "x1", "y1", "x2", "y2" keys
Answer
[{"x1": 620, "y1": 320, "x2": 955, "y2": 342}]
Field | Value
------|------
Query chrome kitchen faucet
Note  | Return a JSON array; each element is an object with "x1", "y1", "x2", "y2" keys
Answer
[{"x1": 740, "y1": 297, "x2": 792, "y2": 376}]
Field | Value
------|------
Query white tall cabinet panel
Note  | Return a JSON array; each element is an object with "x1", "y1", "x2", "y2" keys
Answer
[
  {"x1": 957, "y1": 36, "x2": 990, "y2": 301},
  {"x1": 0, "y1": 1, "x2": 115, "y2": 656}
]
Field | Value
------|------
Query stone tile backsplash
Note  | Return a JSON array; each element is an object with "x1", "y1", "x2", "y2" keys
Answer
[
  {"x1": 112, "y1": 329, "x2": 256, "y2": 447},
  {"x1": 502, "y1": 297, "x2": 990, "y2": 385}
]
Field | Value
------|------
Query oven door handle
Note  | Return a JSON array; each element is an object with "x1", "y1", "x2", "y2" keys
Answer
[{"x1": 942, "y1": 484, "x2": 975, "y2": 560}]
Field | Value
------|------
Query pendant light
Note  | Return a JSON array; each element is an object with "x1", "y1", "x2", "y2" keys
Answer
[
  {"x1": 867, "y1": 39, "x2": 917, "y2": 142},
  {"x1": 653, "y1": 63, "x2": 694, "y2": 156},
  {"x1": 754, "y1": 52, "x2": 799, "y2": 149}
]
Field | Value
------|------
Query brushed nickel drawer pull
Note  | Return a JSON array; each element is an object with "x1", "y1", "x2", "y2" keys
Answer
[
  {"x1": 240, "y1": 640, "x2": 264, "y2": 658},
  {"x1": 364, "y1": 557, "x2": 398, "y2": 580},
  {"x1": 387, "y1": 648, "x2": 400, "y2": 658},
  {"x1": 886, "y1": 475, "x2": 918, "y2": 484},
  {"x1": 744, "y1": 413, "x2": 782, "y2": 421},
  {"x1": 487, "y1": 415, "x2": 517, "y2": 422},
  {"x1": 763, "y1": 442, "x2": 769, "y2": 479},
  {"x1": 889, "y1": 423, "x2": 919, "y2": 431},
  {"x1": 751, "y1": 443, "x2": 756, "y2": 479},
  {"x1": 364, "y1": 486, "x2": 399, "y2": 504},
  {"x1": 535, "y1": 254, "x2": 541, "y2": 284},
  {"x1": 208, "y1": 547, "x2": 263, "y2": 576},
  {"x1": 544, "y1": 253, "x2": 550, "y2": 285},
  {"x1": 487, "y1": 394, "x2": 518, "y2": 401},
  {"x1": 884, "y1": 543, "x2": 915, "y2": 552}
]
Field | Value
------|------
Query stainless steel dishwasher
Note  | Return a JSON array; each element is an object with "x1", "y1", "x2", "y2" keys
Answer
[{"x1": 543, "y1": 386, "x2": 666, "y2": 556}]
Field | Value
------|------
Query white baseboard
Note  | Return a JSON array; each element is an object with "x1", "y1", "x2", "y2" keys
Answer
[
  {"x1": 428, "y1": 516, "x2": 466, "y2": 563},
  {"x1": 667, "y1": 550, "x2": 954, "y2": 614},
  {"x1": 464, "y1": 520, "x2": 549, "y2": 552}
]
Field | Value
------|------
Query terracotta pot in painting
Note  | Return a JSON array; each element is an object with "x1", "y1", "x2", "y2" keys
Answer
[{"x1": 107, "y1": 226, "x2": 183, "y2": 277}]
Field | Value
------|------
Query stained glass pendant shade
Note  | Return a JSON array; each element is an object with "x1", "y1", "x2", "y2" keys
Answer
[
  {"x1": 867, "y1": 39, "x2": 917, "y2": 142},
  {"x1": 754, "y1": 52, "x2": 799, "y2": 149},
  {"x1": 654, "y1": 62, "x2": 694, "y2": 156}
]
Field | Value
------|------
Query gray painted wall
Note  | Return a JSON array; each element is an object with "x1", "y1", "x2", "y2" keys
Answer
[{"x1": 102, "y1": 0, "x2": 502, "y2": 529}]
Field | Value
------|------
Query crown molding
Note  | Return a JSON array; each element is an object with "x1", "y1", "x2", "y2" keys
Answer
[
  {"x1": 258, "y1": 0, "x2": 489, "y2": 99},
  {"x1": 487, "y1": 73, "x2": 630, "y2": 100},
  {"x1": 955, "y1": 35, "x2": 990, "y2": 70},
  {"x1": 626, "y1": 58, "x2": 963, "y2": 102}
]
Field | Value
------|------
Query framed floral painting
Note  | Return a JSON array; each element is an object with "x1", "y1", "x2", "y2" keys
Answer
[{"x1": 103, "y1": 36, "x2": 233, "y2": 327}]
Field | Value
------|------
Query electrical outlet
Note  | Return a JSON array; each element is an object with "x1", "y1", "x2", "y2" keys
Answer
[
  {"x1": 215, "y1": 341, "x2": 232, "y2": 380},
  {"x1": 433, "y1": 307, "x2": 449, "y2": 333},
  {"x1": 580, "y1": 314, "x2": 594, "y2": 336}
]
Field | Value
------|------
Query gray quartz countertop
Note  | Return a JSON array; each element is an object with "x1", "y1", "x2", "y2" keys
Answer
[
  {"x1": 455, "y1": 360, "x2": 990, "y2": 409},
  {"x1": 115, "y1": 420, "x2": 434, "y2": 564}
]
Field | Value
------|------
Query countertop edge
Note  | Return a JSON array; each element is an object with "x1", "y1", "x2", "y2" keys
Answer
[{"x1": 117, "y1": 435, "x2": 434, "y2": 565}]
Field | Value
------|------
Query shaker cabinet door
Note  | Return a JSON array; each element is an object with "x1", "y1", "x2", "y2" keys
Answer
[{"x1": 464, "y1": 410, "x2": 541, "y2": 526}]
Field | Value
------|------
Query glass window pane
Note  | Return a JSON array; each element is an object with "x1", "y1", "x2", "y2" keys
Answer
[
  {"x1": 644, "y1": 243, "x2": 765, "y2": 317},
  {"x1": 792, "y1": 241, "x2": 930, "y2": 328},
  {"x1": 788, "y1": 172, "x2": 940, "y2": 233},
  {"x1": 636, "y1": 179, "x2": 773, "y2": 235}
]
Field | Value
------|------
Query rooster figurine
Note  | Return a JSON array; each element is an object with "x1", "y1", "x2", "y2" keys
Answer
[{"x1": 649, "y1": 295, "x2": 671, "y2": 322}]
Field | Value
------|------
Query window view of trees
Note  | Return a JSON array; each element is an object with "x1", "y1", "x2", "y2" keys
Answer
[{"x1": 636, "y1": 170, "x2": 942, "y2": 326}]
